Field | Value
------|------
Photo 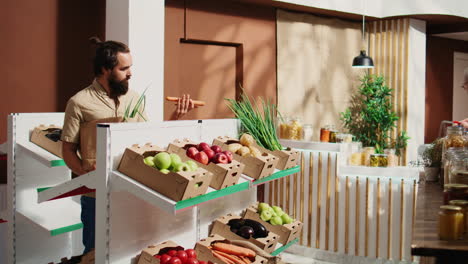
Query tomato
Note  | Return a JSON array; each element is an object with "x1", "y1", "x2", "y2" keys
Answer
[
  {"x1": 176, "y1": 250, "x2": 188, "y2": 263},
  {"x1": 167, "y1": 250, "x2": 178, "y2": 257},
  {"x1": 185, "y1": 249, "x2": 197, "y2": 259},
  {"x1": 185, "y1": 258, "x2": 199, "y2": 264},
  {"x1": 160, "y1": 254, "x2": 172, "y2": 264},
  {"x1": 168, "y1": 257, "x2": 182, "y2": 264}
]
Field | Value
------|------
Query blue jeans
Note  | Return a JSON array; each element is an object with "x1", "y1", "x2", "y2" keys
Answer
[{"x1": 80, "y1": 196, "x2": 96, "y2": 255}]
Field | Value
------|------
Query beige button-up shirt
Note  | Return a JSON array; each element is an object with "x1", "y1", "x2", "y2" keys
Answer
[{"x1": 61, "y1": 79, "x2": 147, "y2": 144}]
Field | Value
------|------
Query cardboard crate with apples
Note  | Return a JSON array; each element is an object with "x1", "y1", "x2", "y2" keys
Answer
[
  {"x1": 137, "y1": 240, "x2": 205, "y2": 264},
  {"x1": 212, "y1": 136, "x2": 279, "y2": 180},
  {"x1": 118, "y1": 143, "x2": 213, "y2": 201},
  {"x1": 30, "y1": 124, "x2": 63, "y2": 158},
  {"x1": 195, "y1": 234, "x2": 268, "y2": 264},
  {"x1": 209, "y1": 213, "x2": 279, "y2": 253},
  {"x1": 243, "y1": 202, "x2": 303, "y2": 245},
  {"x1": 167, "y1": 139, "x2": 245, "y2": 190}
]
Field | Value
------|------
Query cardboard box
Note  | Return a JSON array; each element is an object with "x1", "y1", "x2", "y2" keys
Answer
[
  {"x1": 117, "y1": 143, "x2": 213, "y2": 201},
  {"x1": 30, "y1": 125, "x2": 63, "y2": 158},
  {"x1": 209, "y1": 213, "x2": 279, "y2": 253},
  {"x1": 167, "y1": 139, "x2": 245, "y2": 190},
  {"x1": 195, "y1": 234, "x2": 268, "y2": 264},
  {"x1": 137, "y1": 240, "x2": 184, "y2": 264},
  {"x1": 264, "y1": 147, "x2": 300, "y2": 170},
  {"x1": 243, "y1": 203, "x2": 303, "y2": 245},
  {"x1": 212, "y1": 136, "x2": 278, "y2": 180}
]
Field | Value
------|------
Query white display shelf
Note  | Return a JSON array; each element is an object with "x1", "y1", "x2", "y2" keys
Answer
[
  {"x1": 17, "y1": 198, "x2": 82, "y2": 236},
  {"x1": 37, "y1": 171, "x2": 97, "y2": 203},
  {"x1": 340, "y1": 165, "x2": 419, "y2": 180},
  {"x1": 0, "y1": 142, "x2": 6, "y2": 154},
  {"x1": 110, "y1": 170, "x2": 251, "y2": 215},
  {"x1": 280, "y1": 139, "x2": 341, "y2": 152},
  {"x1": 16, "y1": 141, "x2": 65, "y2": 168}
]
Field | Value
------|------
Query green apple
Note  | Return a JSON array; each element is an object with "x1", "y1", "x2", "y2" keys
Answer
[
  {"x1": 270, "y1": 216, "x2": 283, "y2": 225},
  {"x1": 170, "y1": 153, "x2": 182, "y2": 167},
  {"x1": 160, "y1": 169, "x2": 170, "y2": 174},
  {"x1": 281, "y1": 214, "x2": 293, "y2": 224},
  {"x1": 143, "y1": 156, "x2": 155, "y2": 167},
  {"x1": 260, "y1": 210, "x2": 273, "y2": 221},
  {"x1": 174, "y1": 162, "x2": 191, "y2": 172},
  {"x1": 267, "y1": 207, "x2": 277, "y2": 217},
  {"x1": 154, "y1": 152, "x2": 171, "y2": 170},
  {"x1": 258, "y1": 203, "x2": 271, "y2": 213},
  {"x1": 185, "y1": 160, "x2": 198, "y2": 171},
  {"x1": 272, "y1": 206, "x2": 284, "y2": 216}
]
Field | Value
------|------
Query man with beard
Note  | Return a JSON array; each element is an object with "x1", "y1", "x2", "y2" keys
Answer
[{"x1": 60, "y1": 38, "x2": 195, "y2": 262}]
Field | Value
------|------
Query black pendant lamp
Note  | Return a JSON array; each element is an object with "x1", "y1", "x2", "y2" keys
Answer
[{"x1": 352, "y1": 15, "x2": 374, "y2": 69}]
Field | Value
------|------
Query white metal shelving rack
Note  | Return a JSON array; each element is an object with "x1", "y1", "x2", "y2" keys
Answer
[{"x1": 7, "y1": 116, "x2": 299, "y2": 264}]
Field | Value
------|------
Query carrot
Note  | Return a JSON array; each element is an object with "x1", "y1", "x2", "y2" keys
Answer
[
  {"x1": 212, "y1": 250, "x2": 235, "y2": 264},
  {"x1": 241, "y1": 256, "x2": 251, "y2": 264},
  {"x1": 166, "y1": 96, "x2": 206, "y2": 106},
  {"x1": 212, "y1": 243, "x2": 256, "y2": 258},
  {"x1": 212, "y1": 250, "x2": 246, "y2": 264}
]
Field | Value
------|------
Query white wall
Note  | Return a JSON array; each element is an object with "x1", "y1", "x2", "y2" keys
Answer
[
  {"x1": 274, "y1": 0, "x2": 468, "y2": 19},
  {"x1": 407, "y1": 19, "x2": 427, "y2": 163},
  {"x1": 453, "y1": 52, "x2": 468, "y2": 121},
  {"x1": 106, "y1": 0, "x2": 165, "y2": 122}
]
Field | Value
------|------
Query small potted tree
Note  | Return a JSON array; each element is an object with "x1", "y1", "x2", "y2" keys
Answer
[{"x1": 421, "y1": 139, "x2": 443, "y2": 181}]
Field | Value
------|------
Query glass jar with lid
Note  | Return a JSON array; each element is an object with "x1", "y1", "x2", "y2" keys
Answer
[
  {"x1": 384, "y1": 148, "x2": 398, "y2": 167},
  {"x1": 361, "y1": 147, "x2": 376, "y2": 166},
  {"x1": 370, "y1": 153, "x2": 388, "y2": 167},
  {"x1": 286, "y1": 117, "x2": 303, "y2": 140},
  {"x1": 439, "y1": 205, "x2": 464, "y2": 240},
  {"x1": 449, "y1": 200, "x2": 468, "y2": 237},
  {"x1": 278, "y1": 116, "x2": 290, "y2": 139},
  {"x1": 302, "y1": 124, "x2": 313, "y2": 141},
  {"x1": 443, "y1": 126, "x2": 466, "y2": 160},
  {"x1": 320, "y1": 125, "x2": 332, "y2": 142},
  {"x1": 443, "y1": 184, "x2": 468, "y2": 204},
  {"x1": 450, "y1": 158, "x2": 468, "y2": 185}
]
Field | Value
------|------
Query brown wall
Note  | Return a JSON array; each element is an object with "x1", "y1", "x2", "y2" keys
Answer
[
  {"x1": 0, "y1": 0, "x2": 105, "y2": 143},
  {"x1": 425, "y1": 36, "x2": 468, "y2": 143},
  {"x1": 164, "y1": 0, "x2": 277, "y2": 120}
]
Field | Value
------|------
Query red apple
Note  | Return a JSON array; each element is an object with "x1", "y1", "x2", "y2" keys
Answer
[
  {"x1": 198, "y1": 261, "x2": 207, "y2": 264},
  {"x1": 168, "y1": 257, "x2": 182, "y2": 264},
  {"x1": 160, "y1": 254, "x2": 172, "y2": 264},
  {"x1": 186, "y1": 147, "x2": 199, "y2": 158},
  {"x1": 222, "y1": 151, "x2": 233, "y2": 163},
  {"x1": 197, "y1": 142, "x2": 211, "y2": 152},
  {"x1": 185, "y1": 249, "x2": 197, "y2": 259},
  {"x1": 211, "y1": 145, "x2": 222, "y2": 153},
  {"x1": 153, "y1": 254, "x2": 161, "y2": 259},
  {"x1": 213, "y1": 153, "x2": 228, "y2": 164},
  {"x1": 194, "y1": 151, "x2": 209, "y2": 165},
  {"x1": 185, "y1": 258, "x2": 199, "y2": 264},
  {"x1": 204, "y1": 148, "x2": 215, "y2": 161},
  {"x1": 167, "y1": 250, "x2": 178, "y2": 257},
  {"x1": 176, "y1": 250, "x2": 188, "y2": 263}
]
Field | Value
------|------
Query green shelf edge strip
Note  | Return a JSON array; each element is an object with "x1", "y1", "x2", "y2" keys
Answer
[
  {"x1": 176, "y1": 181, "x2": 250, "y2": 211},
  {"x1": 271, "y1": 238, "x2": 299, "y2": 256},
  {"x1": 50, "y1": 222, "x2": 83, "y2": 236},
  {"x1": 253, "y1": 166, "x2": 300, "y2": 185},
  {"x1": 37, "y1": 187, "x2": 51, "y2": 193},
  {"x1": 50, "y1": 159, "x2": 66, "y2": 167}
]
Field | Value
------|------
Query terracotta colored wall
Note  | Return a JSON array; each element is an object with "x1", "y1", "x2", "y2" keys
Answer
[
  {"x1": 164, "y1": 0, "x2": 277, "y2": 120},
  {"x1": 425, "y1": 36, "x2": 468, "y2": 143},
  {"x1": 0, "y1": 0, "x2": 105, "y2": 143}
]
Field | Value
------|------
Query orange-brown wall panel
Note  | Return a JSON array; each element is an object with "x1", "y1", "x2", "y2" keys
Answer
[
  {"x1": 1, "y1": 0, "x2": 105, "y2": 143},
  {"x1": 164, "y1": 0, "x2": 277, "y2": 120},
  {"x1": 425, "y1": 36, "x2": 468, "y2": 143}
]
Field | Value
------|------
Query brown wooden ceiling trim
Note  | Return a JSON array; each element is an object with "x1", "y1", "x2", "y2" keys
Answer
[{"x1": 427, "y1": 22, "x2": 468, "y2": 34}]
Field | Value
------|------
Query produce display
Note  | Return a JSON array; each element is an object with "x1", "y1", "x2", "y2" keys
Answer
[
  {"x1": 227, "y1": 134, "x2": 263, "y2": 158},
  {"x1": 227, "y1": 218, "x2": 269, "y2": 239},
  {"x1": 153, "y1": 249, "x2": 207, "y2": 264},
  {"x1": 186, "y1": 142, "x2": 234, "y2": 165},
  {"x1": 144, "y1": 152, "x2": 199, "y2": 174},
  {"x1": 257, "y1": 203, "x2": 294, "y2": 225}
]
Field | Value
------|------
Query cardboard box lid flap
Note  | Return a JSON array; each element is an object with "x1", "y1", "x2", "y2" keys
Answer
[{"x1": 129, "y1": 143, "x2": 166, "y2": 155}]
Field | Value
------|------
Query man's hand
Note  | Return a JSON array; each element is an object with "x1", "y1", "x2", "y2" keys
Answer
[
  {"x1": 170, "y1": 94, "x2": 197, "y2": 120},
  {"x1": 460, "y1": 118, "x2": 468, "y2": 129},
  {"x1": 62, "y1": 141, "x2": 89, "y2": 175}
]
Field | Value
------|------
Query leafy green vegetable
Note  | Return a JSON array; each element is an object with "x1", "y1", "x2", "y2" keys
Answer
[
  {"x1": 226, "y1": 92, "x2": 283, "y2": 151},
  {"x1": 123, "y1": 88, "x2": 147, "y2": 122}
]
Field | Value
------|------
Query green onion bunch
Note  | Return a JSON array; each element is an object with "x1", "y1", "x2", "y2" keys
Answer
[
  {"x1": 123, "y1": 88, "x2": 148, "y2": 122},
  {"x1": 226, "y1": 93, "x2": 283, "y2": 151}
]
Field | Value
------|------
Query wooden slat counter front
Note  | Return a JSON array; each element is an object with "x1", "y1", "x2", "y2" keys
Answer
[{"x1": 411, "y1": 182, "x2": 468, "y2": 263}]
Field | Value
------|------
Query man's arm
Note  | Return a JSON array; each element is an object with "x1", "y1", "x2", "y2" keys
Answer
[
  {"x1": 62, "y1": 141, "x2": 88, "y2": 175},
  {"x1": 169, "y1": 94, "x2": 196, "y2": 120}
]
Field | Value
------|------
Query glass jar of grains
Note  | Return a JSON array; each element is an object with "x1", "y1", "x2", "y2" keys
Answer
[
  {"x1": 302, "y1": 124, "x2": 313, "y2": 141},
  {"x1": 286, "y1": 118, "x2": 303, "y2": 140},
  {"x1": 384, "y1": 148, "x2": 398, "y2": 167},
  {"x1": 449, "y1": 200, "x2": 468, "y2": 237},
  {"x1": 361, "y1": 147, "x2": 376, "y2": 166},
  {"x1": 438, "y1": 205, "x2": 464, "y2": 240}
]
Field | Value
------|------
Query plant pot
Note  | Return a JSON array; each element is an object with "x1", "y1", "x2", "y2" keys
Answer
[{"x1": 424, "y1": 167, "x2": 440, "y2": 182}]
